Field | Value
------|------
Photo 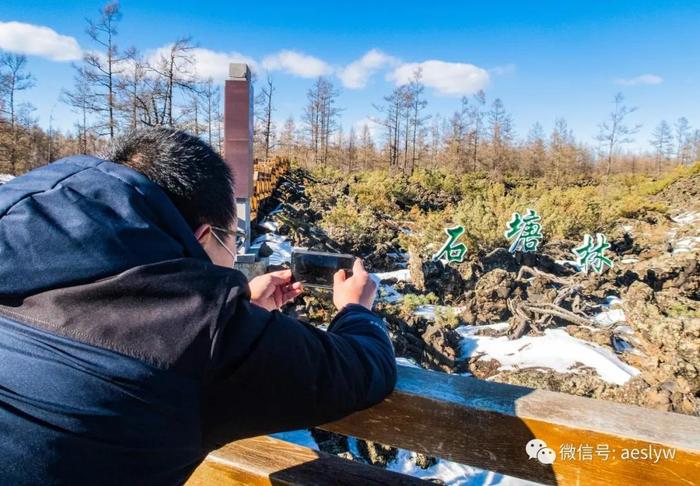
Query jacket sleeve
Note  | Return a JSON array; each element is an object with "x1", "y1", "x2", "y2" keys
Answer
[{"x1": 199, "y1": 292, "x2": 397, "y2": 445}]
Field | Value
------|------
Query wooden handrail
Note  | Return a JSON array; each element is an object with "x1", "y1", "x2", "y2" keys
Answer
[
  {"x1": 191, "y1": 365, "x2": 700, "y2": 485},
  {"x1": 186, "y1": 435, "x2": 424, "y2": 485},
  {"x1": 321, "y1": 366, "x2": 700, "y2": 485}
]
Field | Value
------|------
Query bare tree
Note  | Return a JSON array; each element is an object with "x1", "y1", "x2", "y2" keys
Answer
[
  {"x1": 116, "y1": 48, "x2": 150, "y2": 130},
  {"x1": 254, "y1": 76, "x2": 276, "y2": 161},
  {"x1": 595, "y1": 92, "x2": 641, "y2": 176},
  {"x1": 487, "y1": 98, "x2": 514, "y2": 172},
  {"x1": 61, "y1": 73, "x2": 99, "y2": 154},
  {"x1": 650, "y1": 120, "x2": 674, "y2": 174},
  {"x1": 346, "y1": 126, "x2": 357, "y2": 172},
  {"x1": 467, "y1": 90, "x2": 486, "y2": 171},
  {"x1": 359, "y1": 123, "x2": 376, "y2": 170},
  {"x1": 550, "y1": 118, "x2": 577, "y2": 181},
  {"x1": 279, "y1": 116, "x2": 297, "y2": 159},
  {"x1": 691, "y1": 129, "x2": 700, "y2": 164},
  {"x1": 374, "y1": 84, "x2": 408, "y2": 172},
  {"x1": 199, "y1": 78, "x2": 221, "y2": 148},
  {"x1": 0, "y1": 53, "x2": 36, "y2": 173},
  {"x1": 303, "y1": 77, "x2": 340, "y2": 165},
  {"x1": 525, "y1": 122, "x2": 546, "y2": 177},
  {"x1": 674, "y1": 117, "x2": 692, "y2": 165},
  {"x1": 82, "y1": 1, "x2": 123, "y2": 139},
  {"x1": 149, "y1": 37, "x2": 198, "y2": 127},
  {"x1": 446, "y1": 97, "x2": 469, "y2": 170}
]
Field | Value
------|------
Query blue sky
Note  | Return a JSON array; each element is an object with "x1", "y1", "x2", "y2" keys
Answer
[{"x1": 1, "y1": 0, "x2": 699, "y2": 151}]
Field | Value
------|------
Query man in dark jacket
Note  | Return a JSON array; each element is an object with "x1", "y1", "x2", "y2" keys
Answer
[{"x1": 0, "y1": 128, "x2": 397, "y2": 485}]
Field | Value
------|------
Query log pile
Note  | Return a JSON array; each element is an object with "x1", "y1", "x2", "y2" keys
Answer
[{"x1": 250, "y1": 157, "x2": 290, "y2": 220}]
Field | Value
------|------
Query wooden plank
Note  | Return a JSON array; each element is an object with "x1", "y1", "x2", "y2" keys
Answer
[
  {"x1": 320, "y1": 366, "x2": 700, "y2": 485},
  {"x1": 186, "y1": 435, "x2": 425, "y2": 485}
]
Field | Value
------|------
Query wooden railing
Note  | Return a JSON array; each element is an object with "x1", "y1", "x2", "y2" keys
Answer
[
  {"x1": 190, "y1": 158, "x2": 700, "y2": 484},
  {"x1": 188, "y1": 366, "x2": 700, "y2": 485}
]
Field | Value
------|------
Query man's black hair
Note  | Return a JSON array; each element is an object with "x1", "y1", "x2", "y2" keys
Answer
[{"x1": 109, "y1": 127, "x2": 235, "y2": 230}]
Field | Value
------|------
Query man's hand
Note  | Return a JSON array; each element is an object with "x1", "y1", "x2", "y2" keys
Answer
[
  {"x1": 249, "y1": 269, "x2": 303, "y2": 312},
  {"x1": 333, "y1": 258, "x2": 377, "y2": 311}
]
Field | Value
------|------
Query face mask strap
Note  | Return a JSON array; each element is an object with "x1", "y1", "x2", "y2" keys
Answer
[{"x1": 211, "y1": 228, "x2": 237, "y2": 268}]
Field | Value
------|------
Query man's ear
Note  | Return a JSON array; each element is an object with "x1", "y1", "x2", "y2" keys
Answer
[{"x1": 193, "y1": 224, "x2": 211, "y2": 244}]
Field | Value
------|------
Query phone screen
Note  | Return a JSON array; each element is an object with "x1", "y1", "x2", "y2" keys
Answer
[{"x1": 291, "y1": 250, "x2": 355, "y2": 289}]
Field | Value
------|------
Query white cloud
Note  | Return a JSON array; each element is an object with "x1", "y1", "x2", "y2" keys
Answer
[
  {"x1": 0, "y1": 21, "x2": 82, "y2": 61},
  {"x1": 261, "y1": 50, "x2": 332, "y2": 78},
  {"x1": 614, "y1": 74, "x2": 663, "y2": 86},
  {"x1": 190, "y1": 48, "x2": 258, "y2": 80},
  {"x1": 338, "y1": 49, "x2": 399, "y2": 89},
  {"x1": 146, "y1": 45, "x2": 258, "y2": 81},
  {"x1": 388, "y1": 60, "x2": 489, "y2": 96}
]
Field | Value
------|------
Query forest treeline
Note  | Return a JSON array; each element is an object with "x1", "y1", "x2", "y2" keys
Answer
[{"x1": 1, "y1": 2, "x2": 699, "y2": 179}]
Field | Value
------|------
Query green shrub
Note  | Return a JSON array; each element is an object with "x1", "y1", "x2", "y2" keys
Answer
[{"x1": 400, "y1": 293, "x2": 439, "y2": 315}]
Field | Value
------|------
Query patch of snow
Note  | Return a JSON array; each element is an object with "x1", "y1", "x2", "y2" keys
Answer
[
  {"x1": 603, "y1": 296, "x2": 623, "y2": 307},
  {"x1": 614, "y1": 324, "x2": 635, "y2": 335},
  {"x1": 620, "y1": 257, "x2": 639, "y2": 264},
  {"x1": 593, "y1": 296, "x2": 627, "y2": 328},
  {"x1": 673, "y1": 236, "x2": 700, "y2": 254},
  {"x1": 0, "y1": 174, "x2": 14, "y2": 184},
  {"x1": 414, "y1": 304, "x2": 465, "y2": 321},
  {"x1": 371, "y1": 268, "x2": 411, "y2": 282},
  {"x1": 387, "y1": 449, "x2": 539, "y2": 486},
  {"x1": 555, "y1": 259, "x2": 582, "y2": 271},
  {"x1": 259, "y1": 220, "x2": 279, "y2": 232},
  {"x1": 396, "y1": 356, "x2": 421, "y2": 369},
  {"x1": 249, "y1": 233, "x2": 293, "y2": 266},
  {"x1": 376, "y1": 283, "x2": 404, "y2": 303},
  {"x1": 671, "y1": 212, "x2": 700, "y2": 225},
  {"x1": 594, "y1": 309, "x2": 626, "y2": 326},
  {"x1": 387, "y1": 251, "x2": 409, "y2": 261},
  {"x1": 456, "y1": 326, "x2": 640, "y2": 385}
]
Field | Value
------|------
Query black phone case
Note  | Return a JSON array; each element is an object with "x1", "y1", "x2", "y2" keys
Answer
[{"x1": 291, "y1": 250, "x2": 355, "y2": 289}]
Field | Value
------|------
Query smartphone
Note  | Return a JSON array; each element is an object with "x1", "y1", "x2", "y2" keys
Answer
[{"x1": 291, "y1": 249, "x2": 355, "y2": 289}]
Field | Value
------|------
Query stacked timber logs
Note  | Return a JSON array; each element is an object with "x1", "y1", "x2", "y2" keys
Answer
[{"x1": 251, "y1": 157, "x2": 290, "y2": 220}]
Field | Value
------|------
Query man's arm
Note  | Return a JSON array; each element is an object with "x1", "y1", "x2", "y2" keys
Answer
[{"x1": 200, "y1": 297, "x2": 397, "y2": 444}]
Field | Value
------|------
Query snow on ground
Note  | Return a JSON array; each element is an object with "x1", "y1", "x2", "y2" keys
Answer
[
  {"x1": 456, "y1": 324, "x2": 639, "y2": 385},
  {"x1": 620, "y1": 257, "x2": 639, "y2": 264},
  {"x1": 0, "y1": 174, "x2": 14, "y2": 184},
  {"x1": 371, "y1": 268, "x2": 411, "y2": 282},
  {"x1": 395, "y1": 356, "x2": 421, "y2": 368},
  {"x1": 370, "y1": 269, "x2": 411, "y2": 304},
  {"x1": 554, "y1": 259, "x2": 582, "y2": 271},
  {"x1": 259, "y1": 220, "x2": 279, "y2": 232},
  {"x1": 413, "y1": 304, "x2": 466, "y2": 320},
  {"x1": 673, "y1": 236, "x2": 700, "y2": 254},
  {"x1": 257, "y1": 204, "x2": 641, "y2": 484},
  {"x1": 594, "y1": 296, "x2": 626, "y2": 326},
  {"x1": 671, "y1": 211, "x2": 700, "y2": 225},
  {"x1": 387, "y1": 448, "x2": 540, "y2": 486},
  {"x1": 249, "y1": 232, "x2": 293, "y2": 266},
  {"x1": 668, "y1": 211, "x2": 700, "y2": 254}
]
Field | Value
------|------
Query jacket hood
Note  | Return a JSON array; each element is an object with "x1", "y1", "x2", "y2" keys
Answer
[{"x1": 0, "y1": 155, "x2": 211, "y2": 299}]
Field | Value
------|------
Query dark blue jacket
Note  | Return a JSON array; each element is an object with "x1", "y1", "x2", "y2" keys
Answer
[{"x1": 0, "y1": 156, "x2": 397, "y2": 485}]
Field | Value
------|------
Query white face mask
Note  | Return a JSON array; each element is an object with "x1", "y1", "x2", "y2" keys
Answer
[{"x1": 211, "y1": 228, "x2": 239, "y2": 268}]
